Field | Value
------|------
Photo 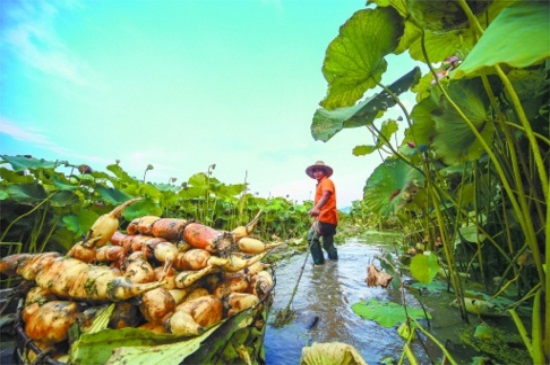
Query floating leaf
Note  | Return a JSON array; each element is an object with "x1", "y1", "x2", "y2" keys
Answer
[
  {"x1": 352, "y1": 299, "x2": 430, "y2": 327},
  {"x1": 408, "y1": 280, "x2": 447, "y2": 294}
]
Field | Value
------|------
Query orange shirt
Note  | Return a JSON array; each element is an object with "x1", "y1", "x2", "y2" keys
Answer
[{"x1": 315, "y1": 177, "x2": 338, "y2": 225}]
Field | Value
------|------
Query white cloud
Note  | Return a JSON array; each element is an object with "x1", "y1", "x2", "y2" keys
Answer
[
  {"x1": 0, "y1": 117, "x2": 73, "y2": 155},
  {"x1": 0, "y1": 117, "x2": 51, "y2": 145},
  {"x1": 2, "y1": 0, "x2": 88, "y2": 85}
]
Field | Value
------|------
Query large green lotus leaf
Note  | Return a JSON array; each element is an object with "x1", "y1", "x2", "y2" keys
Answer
[
  {"x1": 107, "y1": 163, "x2": 134, "y2": 182},
  {"x1": 311, "y1": 104, "x2": 364, "y2": 142},
  {"x1": 406, "y1": 0, "x2": 492, "y2": 32},
  {"x1": 137, "y1": 184, "x2": 162, "y2": 200},
  {"x1": 0, "y1": 183, "x2": 47, "y2": 203},
  {"x1": 393, "y1": 18, "x2": 422, "y2": 56},
  {"x1": 122, "y1": 199, "x2": 163, "y2": 221},
  {"x1": 352, "y1": 298, "x2": 431, "y2": 327},
  {"x1": 95, "y1": 185, "x2": 133, "y2": 206},
  {"x1": 506, "y1": 67, "x2": 549, "y2": 134},
  {"x1": 371, "y1": 0, "x2": 409, "y2": 17},
  {"x1": 50, "y1": 190, "x2": 80, "y2": 208},
  {"x1": 178, "y1": 186, "x2": 204, "y2": 200},
  {"x1": 408, "y1": 28, "x2": 477, "y2": 64},
  {"x1": 407, "y1": 95, "x2": 437, "y2": 146},
  {"x1": 0, "y1": 167, "x2": 35, "y2": 184},
  {"x1": 62, "y1": 210, "x2": 99, "y2": 236},
  {"x1": 431, "y1": 78, "x2": 494, "y2": 165},
  {"x1": 321, "y1": 7, "x2": 404, "y2": 109},
  {"x1": 363, "y1": 158, "x2": 424, "y2": 217},
  {"x1": 183, "y1": 172, "x2": 224, "y2": 198},
  {"x1": 90, "y1": 170, "x2": 112, "y2": 180},
  {"x1": 353, "y1": 144, "x2": 378, "y2": 156},
  {"x1": 452, "y1": 1, "x2": 550, "y2": 79},
  {"x1": 154, "y1": 183, "x2": 180, "y2": 193},
  {"x1": 216, "y1": 183, "x2": 246, "y2": 199},
  {"x1": 410, "y1": 253, "x2": 440, "y2": 284},
  {"x1": 52, "y1": 174, "x2": 79, "y2": 191},
  {"x1": 312, "y1": 67, "x2": 421, "y2": 142},
  {"x1": 0, "y1": 155, "x2": 67, "y2": 172},
  {"x1": 188, "y1": 172, "x2": 209, "y2": 188}
]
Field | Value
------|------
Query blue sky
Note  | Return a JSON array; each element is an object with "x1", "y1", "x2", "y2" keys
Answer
[{"x1": 1, "y1": 0, "x2": 419, "y2": 208}]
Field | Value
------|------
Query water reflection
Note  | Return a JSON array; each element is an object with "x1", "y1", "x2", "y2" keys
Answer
[{"x1": 265, "y1": 240, "x2": 398, "y2": 364}]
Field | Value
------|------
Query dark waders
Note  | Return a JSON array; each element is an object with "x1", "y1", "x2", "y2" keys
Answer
[{"x1": 308, "y1": 221, "x2": 338, "y2": 265}]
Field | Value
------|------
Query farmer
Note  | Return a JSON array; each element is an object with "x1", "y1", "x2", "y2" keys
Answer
[{"x1": 306, "y1": 161, "x2": 338, "y2": 265}]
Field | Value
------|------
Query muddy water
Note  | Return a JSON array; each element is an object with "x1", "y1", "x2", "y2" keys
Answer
[{"x1": 263, "y1": 237, "x2": 487, "y2": 365}]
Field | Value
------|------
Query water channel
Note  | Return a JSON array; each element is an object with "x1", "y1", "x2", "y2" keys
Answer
[{"x1": 263, "y1": 236, "x2": 511, "y2": 365}]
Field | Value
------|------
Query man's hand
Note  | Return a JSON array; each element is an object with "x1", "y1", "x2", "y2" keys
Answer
[
  {"x1": 309, "y1": 190, "x2": 331, "y2": 217},
  {"x1": 309, "y1": 207, "x2": 320, "y2": 217}
]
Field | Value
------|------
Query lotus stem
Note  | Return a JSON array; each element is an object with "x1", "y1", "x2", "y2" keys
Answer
[{"x1": 410, "y1": 317, "x2": 459, "y2": 365}]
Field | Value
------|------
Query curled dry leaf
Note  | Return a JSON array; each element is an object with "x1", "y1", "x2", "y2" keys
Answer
[
  {"x1": 365, "y1": 264, "x2": 393, "y2": 288},
  {"x1": 300, "y1": 341, "x2": 368, "y2": 365}
]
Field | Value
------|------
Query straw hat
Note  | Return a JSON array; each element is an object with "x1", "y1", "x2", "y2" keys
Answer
[{"x1": 306, "y1": 161, "x2": 333, "y2": 178}]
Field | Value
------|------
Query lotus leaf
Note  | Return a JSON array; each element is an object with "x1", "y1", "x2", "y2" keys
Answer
[
  {"x1": 410, "y1": 253, "x2": 440, "y2": 284},
  {"x1": 68, "y1": 324, "x2": 221, "y2": 365},
  {"x1": 321, "y1": 7, "x2": 404, "y2": 109},
  {"x1": 452, "y1": 1, "x2": 550, "y2": 78},
  {"x1": 300, "y1": 341, "x2": 368, "y2": 365},
  {"x1": 352, "y1": 299, "x2": 431, "y2": 328}
]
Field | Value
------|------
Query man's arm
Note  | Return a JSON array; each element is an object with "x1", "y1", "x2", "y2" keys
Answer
[{"x1": 309, "y1": 190, "x2": 332, "y2": 217}]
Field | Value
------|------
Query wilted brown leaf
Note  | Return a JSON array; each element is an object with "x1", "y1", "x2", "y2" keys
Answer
[{"x1": 365, "y1": 264, "x2": 393, "y2": 288}]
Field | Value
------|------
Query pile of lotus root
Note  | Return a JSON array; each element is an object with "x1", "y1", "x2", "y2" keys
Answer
[{"x1": 1, "y1": 198, "x2": 282, "y2": 362}]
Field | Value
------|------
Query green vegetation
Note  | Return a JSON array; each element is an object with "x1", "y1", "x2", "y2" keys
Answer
[
  {"x1": 314, "y1": 1, "x2": 548, "y2": 363},
  {"x1": 0, "y1": 155, "x2": 313, "y2": 273}
]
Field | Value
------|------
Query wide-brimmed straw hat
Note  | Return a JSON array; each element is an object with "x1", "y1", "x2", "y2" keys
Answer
[{"x1": 306, "y1": 161, "x2": 333, "y2": 178}]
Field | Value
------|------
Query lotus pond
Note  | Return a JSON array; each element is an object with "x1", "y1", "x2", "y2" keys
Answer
[{"x1": 264, "y1": 236, "x2": 530, "y2": 365}]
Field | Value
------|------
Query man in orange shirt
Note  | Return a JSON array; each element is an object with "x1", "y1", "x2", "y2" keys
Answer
[{"x1": 306, "y1": 161, "x2": 338, "y2": 265}]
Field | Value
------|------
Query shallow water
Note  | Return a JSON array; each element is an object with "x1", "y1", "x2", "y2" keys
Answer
[{"x1": 263, "y1": 237, "x2": 516, "y2": 365}]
